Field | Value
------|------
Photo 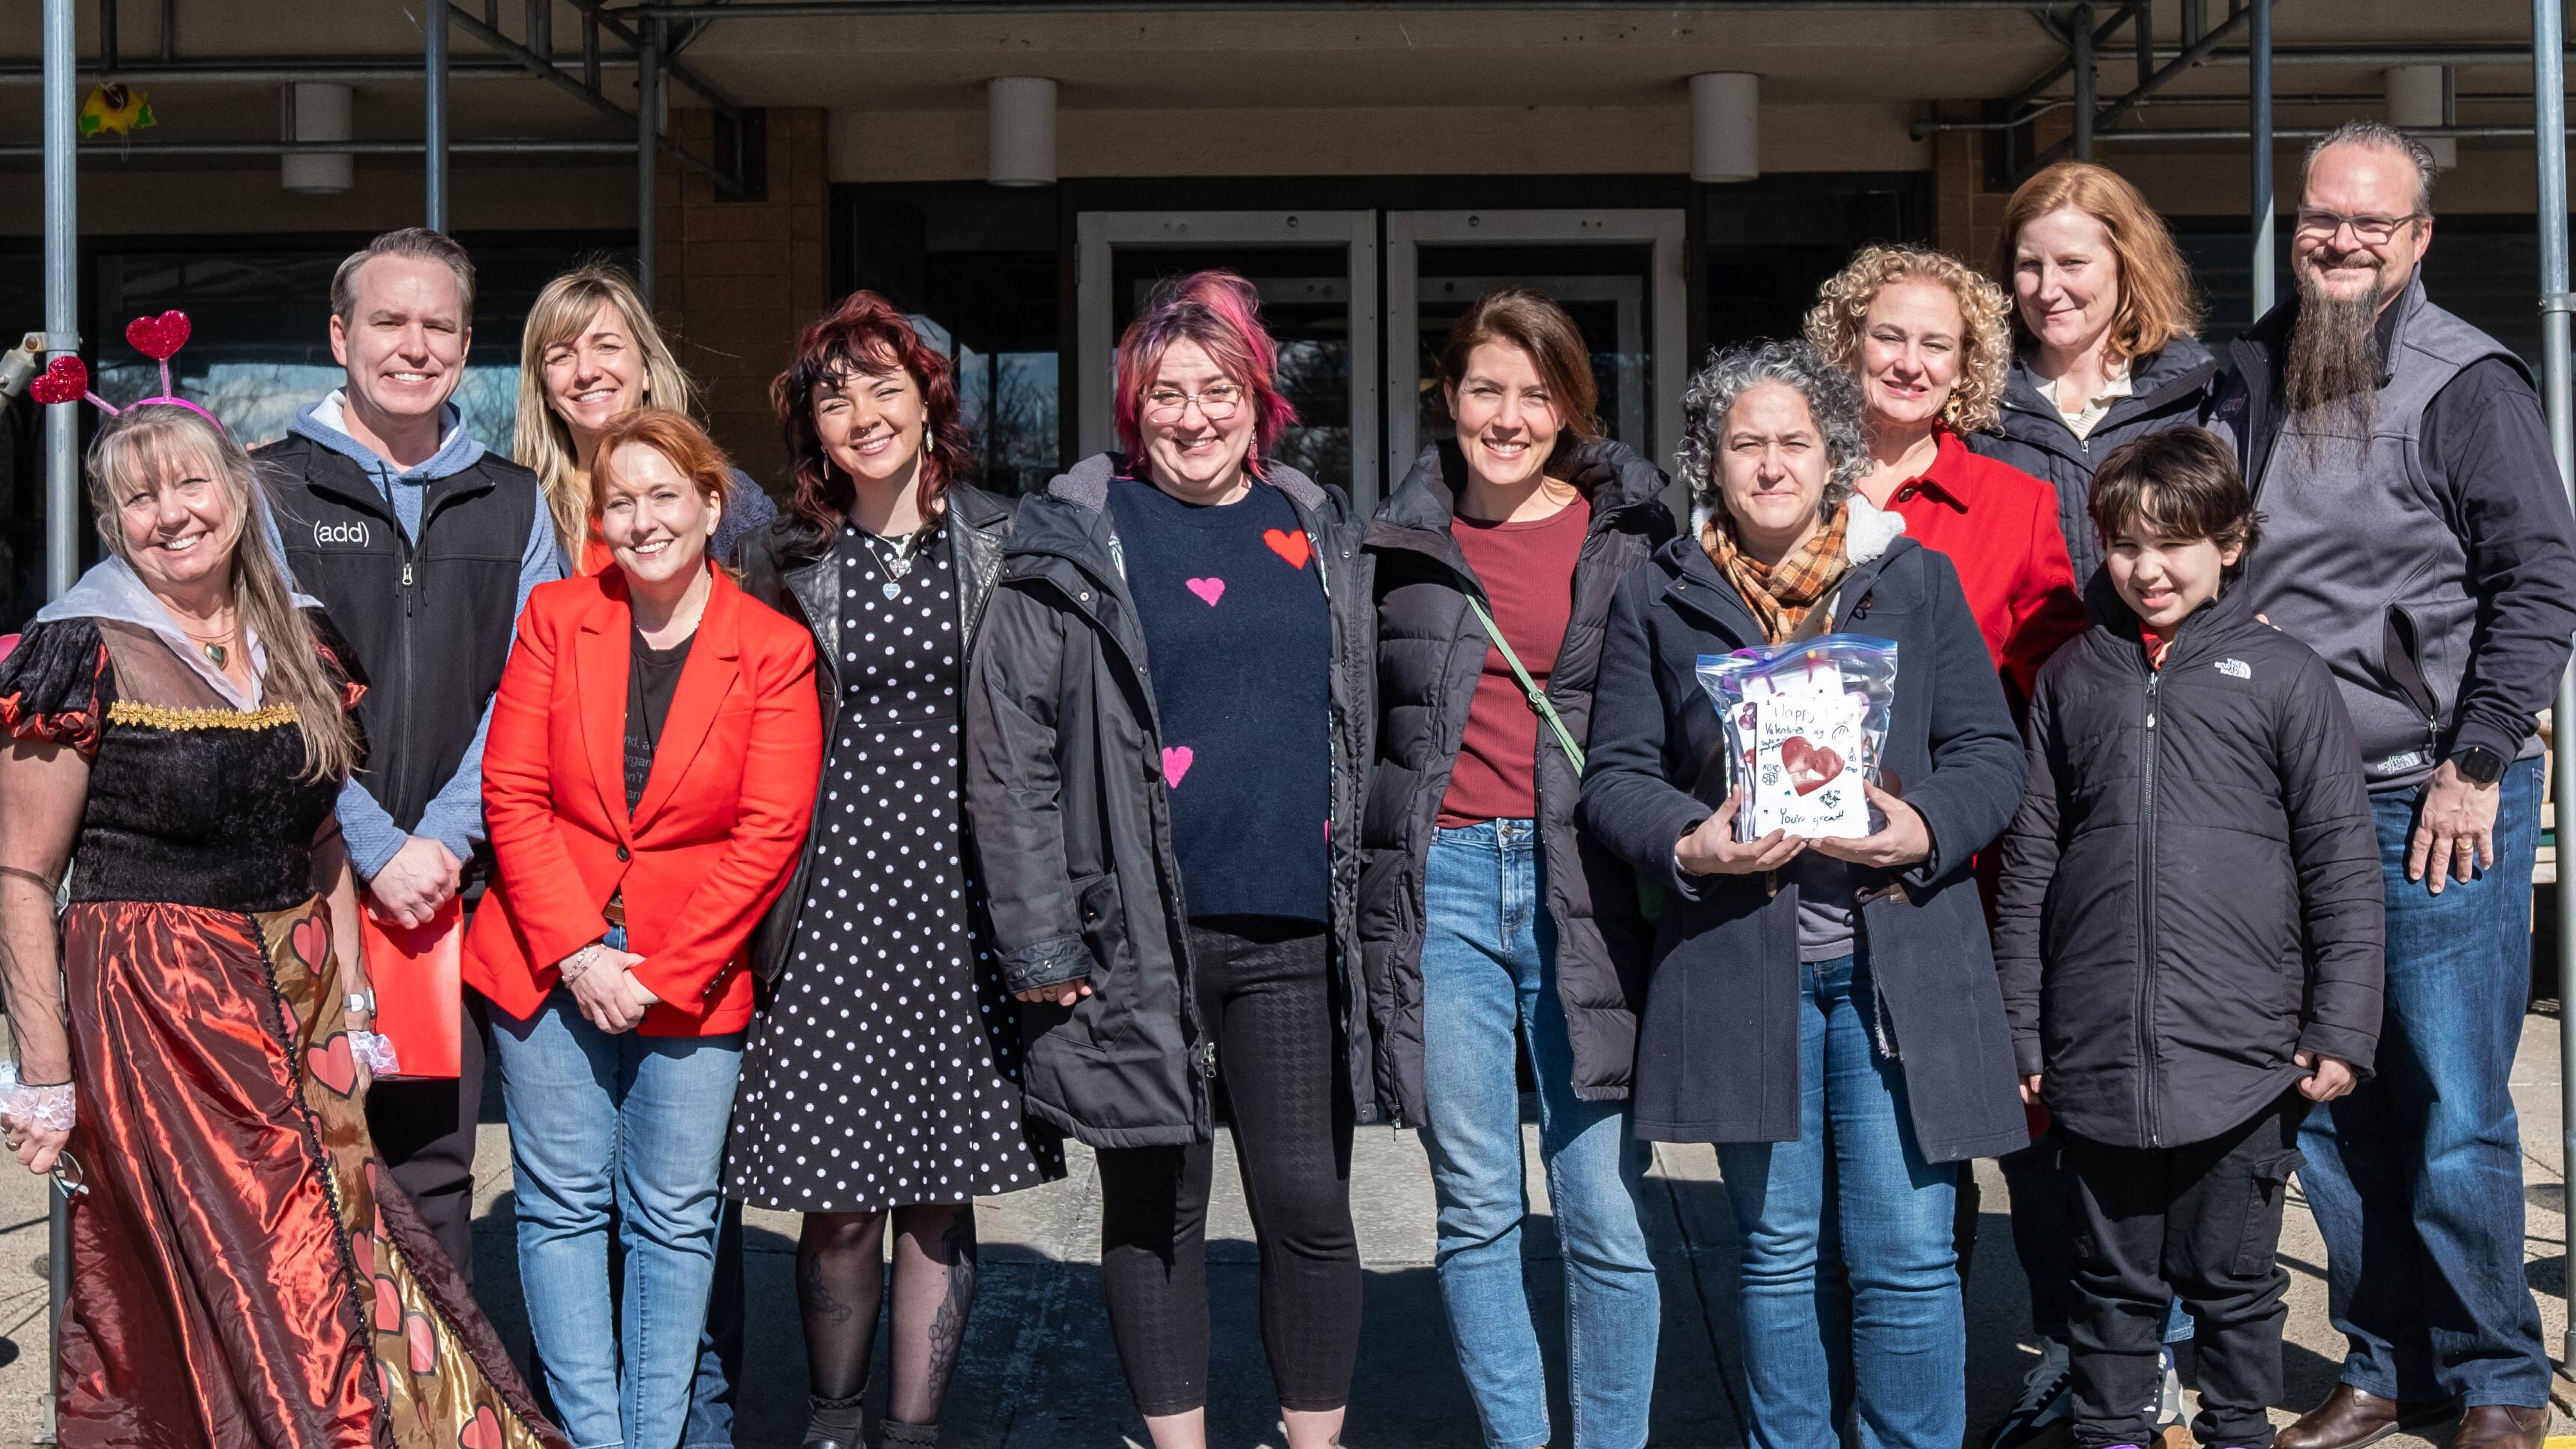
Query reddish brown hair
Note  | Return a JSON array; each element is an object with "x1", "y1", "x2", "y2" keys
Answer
[
  {"x1": 772, "y1": 290, "x2": 972, "y2": 533},
  {"x1": 590, "y1": 406, "x2": 736, "y2": 517},
  {"x1": 1990, "y1": 161, "x2": 2204, "y2": 361}
]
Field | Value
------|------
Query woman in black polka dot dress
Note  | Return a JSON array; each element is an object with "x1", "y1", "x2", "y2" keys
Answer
[{"x1": 730, "y1": 292, "x2": 1063, "y2": 1449}]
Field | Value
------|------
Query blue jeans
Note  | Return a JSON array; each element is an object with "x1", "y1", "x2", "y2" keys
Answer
[
  {"x1": 1718, "y1": 952, "x2": 1963, "y2": 1449},
  {"x1": 493, "y1": 984, "x2": 745, "y2": 1449},
  {"x1": 2298, "y1": 756, "x2": 2549, "y2": 1408},
  {"x1": 1419, "y1": 821, "x2": 1660, "y2": 1449}
]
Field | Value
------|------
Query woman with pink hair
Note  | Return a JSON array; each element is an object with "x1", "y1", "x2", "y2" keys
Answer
[{"x1": 964, "y1": 270, "x2": 1375, "y2": 1449}]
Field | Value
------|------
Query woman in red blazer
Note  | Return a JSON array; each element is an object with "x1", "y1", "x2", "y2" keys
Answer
[{"x1": 467, "y1": 406, "x2": 820, "y2": 1449}]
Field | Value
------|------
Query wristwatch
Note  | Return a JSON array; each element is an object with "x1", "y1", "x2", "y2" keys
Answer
[
  {"x1": 344, "y1": 988, "x2": 376, "y2": 1020},
  {"x1": 2451, "y1": 745, "x2": 2506, "y2": 786}
]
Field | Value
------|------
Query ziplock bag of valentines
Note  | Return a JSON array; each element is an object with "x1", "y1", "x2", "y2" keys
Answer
[{"x1": 1695, "y1": 636, "x2": 1899, "y2": 842}]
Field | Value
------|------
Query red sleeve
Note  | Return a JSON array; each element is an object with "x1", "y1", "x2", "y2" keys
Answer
[
  {"x1": 626, "y1": 626, "x2": 823, "y2": 1006},
  {"x1": 2002, "y1": 490, "x2": 2091, "y2": 705},
  {"x1": 479, "y1": 594, "x2": 610, "y2": 970}
]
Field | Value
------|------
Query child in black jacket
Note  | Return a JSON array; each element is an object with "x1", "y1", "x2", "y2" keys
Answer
[{"x1": 1996, "y1": 429, "x2": 2384, "y2": 1449}]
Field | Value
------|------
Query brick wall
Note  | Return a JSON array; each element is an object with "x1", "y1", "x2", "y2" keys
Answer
[{"x1": 654, "y1": 106, "x2": 832, "y2": 495}]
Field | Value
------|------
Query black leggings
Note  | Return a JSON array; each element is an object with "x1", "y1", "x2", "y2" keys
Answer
[{"x1": 1094, "y1": 916, "x2": 1360, "y2": 1417}]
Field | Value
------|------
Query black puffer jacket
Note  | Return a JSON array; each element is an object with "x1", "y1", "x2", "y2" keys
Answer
[
  {"x1": 732, "y1": 483, "x2": 1015, "y2": 983},
  {"x1": 1361, "y1": 437, "x2": 1673, "y2": 1127},
  {"x1": 964, "y1": 455, "x2": 1376, "y2": 1148},
  {"x1": 1969, "y1": 338, "x2": 2218, "y2": 582},
  {"x1": 1994, "y1": 576, "x2": 2384, "y2": 1150}
]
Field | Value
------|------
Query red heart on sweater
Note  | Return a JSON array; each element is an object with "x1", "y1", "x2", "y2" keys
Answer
[
  {"x1": 28, "y1": 356, "x2": 88, "y2": 406},
  {"x1": 1262, "y1": 528, "x2": 1312, "y2": 570},
  {"x1": 1161, "y1": 745, "x2": 1195, "y2": 788},
  {"x1": 124, "y1": 310, "x2": 190, "y2": 362},
  {"x1": 1780, "y1": 735, "x2": 1846, "y2": 796},
  {"x1": 290, "y1": 910, "x2": 331, "y2": 972},
  {"x1": 373, "y1": 1274, "x2": 403, "y2": 1332},
  {"x1": 404, "y1": 1309, "x2": 437, "y2": 1374},
  {"x1": 460, "y1": 1405, "x2": 506, "y2": 1449},
  {"x1": 307, "y1": 1034, "x2": 356, "y2": 1097}
]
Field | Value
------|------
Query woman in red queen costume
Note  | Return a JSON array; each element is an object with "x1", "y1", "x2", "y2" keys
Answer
[{"x1": 0, "y1": 384, "x2": 563, "y2": 1446}]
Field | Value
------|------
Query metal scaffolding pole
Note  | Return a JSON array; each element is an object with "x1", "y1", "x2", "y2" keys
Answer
[
  {"x1": 41, "y1": 2, "x2": 77, "y2": 1440},
  {"x1": 2073, "y1": 3, "x2": 2095, "y2": 160},
  {"x1": 44, "y1": 1, "x2": 77, "y2": 603},
  {"x1": 2250, "y1": 0, "x2": 2275, "y2": 316},
  {"x1": 2532, "y1": 0, "x2": 2576, "y2": 1379},
  {"x1": 638, "y1": 18, "x2": 660, "y2": 308},
  {"x1": 426, "y1": 0, "x2": 450, "y2": 230}
]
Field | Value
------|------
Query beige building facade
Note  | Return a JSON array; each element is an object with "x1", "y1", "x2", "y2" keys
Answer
[{"x1": 1, "y1": 0, "x2": 2567, "y2": 623}]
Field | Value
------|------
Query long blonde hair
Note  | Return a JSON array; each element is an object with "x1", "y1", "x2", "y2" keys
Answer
[
  {"x1": 1804, "y1": 244, "x2": 2015, "y2": 435},
  {"x1": 86, "y1": 407, "x2": 361, "y2": 782},
  {"x1": 514, "y1": 264, "x2": 697, "y2": 564}
]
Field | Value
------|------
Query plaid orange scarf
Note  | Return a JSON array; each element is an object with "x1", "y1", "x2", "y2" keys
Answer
[{"x1": 1700, "y1": 506, "x2": 1853, "y2": 644}]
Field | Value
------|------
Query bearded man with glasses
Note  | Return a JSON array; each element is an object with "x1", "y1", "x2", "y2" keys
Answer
[{"x1": 2209, "y1": 120, "x2": 2576, "y2": 1449}]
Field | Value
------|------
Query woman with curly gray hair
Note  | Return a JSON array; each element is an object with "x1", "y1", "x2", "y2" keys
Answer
[{"x1": 1580, "y1": 338, "x2": 2029, "y2": 1449}]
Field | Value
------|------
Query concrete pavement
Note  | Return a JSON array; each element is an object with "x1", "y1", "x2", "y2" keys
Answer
[{"x1": 0, "y1": 1012, "x2": 2567, "y2": 1447}]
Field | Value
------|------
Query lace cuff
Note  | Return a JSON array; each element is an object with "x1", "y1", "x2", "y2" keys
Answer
[
  {"x1": 0, "y1": 1062, "x2": 76, "y2": 1134},
  {"x1": 347, "y1": 1030, "x2": 400, "y2": 1078}
]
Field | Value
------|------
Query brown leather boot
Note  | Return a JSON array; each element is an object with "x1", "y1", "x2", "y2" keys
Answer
[
  {"x1": 2451, "y1": 1406, "x2": 2548, "y2": 1449},
  {"x1": 2275, "y1": 1385, "x2": 2410, "y2": 1449}
]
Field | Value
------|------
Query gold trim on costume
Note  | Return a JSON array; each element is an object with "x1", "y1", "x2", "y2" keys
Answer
[{"x1": 106, "y1": 700, "x2": 297, "y2": 732}]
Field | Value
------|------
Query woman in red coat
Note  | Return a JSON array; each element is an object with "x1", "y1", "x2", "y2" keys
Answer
[
  {"x1": 466, "y1": 406, "x2": 821, "y2": 1449},
  {"x1": 1805, "y1": 244, "x2": 2088, "y2": 711}
]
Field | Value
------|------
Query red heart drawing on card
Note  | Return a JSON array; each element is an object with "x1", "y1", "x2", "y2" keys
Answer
[
  {"x1": 1262, "y1": 528, "x2": 1311, "y2": 569},
  {"x1": 124, "y1": 310, "x2": 190, "y2": 362},
  {"x1": 28, "y1": 356, "x2": 88, "y2": 406},
  {"x1": 307, "y1": 1034, "x2": 356, "y2": 1097},
  {"x1": 1161, "y1": 746, "x2": 1195, "y2": 788},
  {"x1": 1780, "y1": 735, "x2": 1846, "y2": 796},
  {"x1": 290, "y1": 910, "x2": 330, "y2": 971},
  {"x1": 404, "y1": 1309, "x2": 437, "y2": 1374},
  {"x1": 373, "y1": 1274, "x2": 403, "y2": 1332},
  {"x1": 1185, "y1": 577, "x2": 1225, "y2": 606},
  {"x1": 460, "y1": 1405, "x2": 505, "y2": 1449}
]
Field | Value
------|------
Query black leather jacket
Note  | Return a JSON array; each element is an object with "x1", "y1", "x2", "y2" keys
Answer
[{"x1": 732, "y1": 482, "x2": 1015, "y2": 982}]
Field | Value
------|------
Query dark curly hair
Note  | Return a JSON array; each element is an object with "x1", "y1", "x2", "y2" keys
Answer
[{"x1": 772, "y1": 290, "x2": 974, "y2": 534}]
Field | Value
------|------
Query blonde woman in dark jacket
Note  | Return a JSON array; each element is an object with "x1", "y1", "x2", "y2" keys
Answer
[{"x1": 1361, "y1": 287, "x2": 1673, "y2": 1449}]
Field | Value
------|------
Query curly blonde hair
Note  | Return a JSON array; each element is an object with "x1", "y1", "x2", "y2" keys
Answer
[{"x1": 1803, "y1": 244, "x2": 2013, "y2": 436}]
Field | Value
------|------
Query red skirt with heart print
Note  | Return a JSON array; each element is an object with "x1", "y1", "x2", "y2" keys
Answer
[{"x1": 52, "y1": 898, "x2": 565, "y2": 1449}]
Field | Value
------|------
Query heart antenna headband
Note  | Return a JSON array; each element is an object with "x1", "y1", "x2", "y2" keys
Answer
[{"x1": 26, "y1": 310, "x2": 226, "y2": 435}]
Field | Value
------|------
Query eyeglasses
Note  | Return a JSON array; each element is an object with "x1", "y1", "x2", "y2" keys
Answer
[
  {"x1": 1142, "y1": 382, "x2": 1246, "y2": 425},
  {"x1": 2294, "y1": 207, "x2": 2425, "y2": 245}
]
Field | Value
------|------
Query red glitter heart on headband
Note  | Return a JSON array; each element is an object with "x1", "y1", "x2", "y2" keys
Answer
[
  {"x1": 28, "y1": 355, "x2": 88, "y2": 406},
  {"x1": 124, "y1": 310, "x2": 190, "y2": 362}
]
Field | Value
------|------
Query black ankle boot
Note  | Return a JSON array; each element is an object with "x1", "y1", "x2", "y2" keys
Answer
[{"x1": 802, "y1": 1392, "x2": 867, "y2": 1449}]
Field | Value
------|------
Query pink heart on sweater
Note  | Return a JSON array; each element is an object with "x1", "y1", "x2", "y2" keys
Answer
[
  {"x1": 1185, "y1": 577, "x2": 1226, "y2": 606},
  {"x1": 1161, "y1": 746, "x2": 1195, "y2": 788}
]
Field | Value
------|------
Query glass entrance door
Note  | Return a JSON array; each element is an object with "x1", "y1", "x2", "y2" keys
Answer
[
  {"x1": 1386, "y1": 209, "x2": 1687, "y2": 509},
  {"x1": 1072, "y1": 207, "x2": 1684, "y2": 514},
  {"x1": 1076, "y1": 211, "x2": 1380, "y2": 500}
]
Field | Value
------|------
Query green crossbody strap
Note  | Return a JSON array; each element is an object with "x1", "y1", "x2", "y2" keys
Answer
[{"x1": 1463, "y1": 592, "x2": 1586, "y2": 775}]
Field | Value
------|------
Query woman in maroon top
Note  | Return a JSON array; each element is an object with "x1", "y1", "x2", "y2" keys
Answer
[
  {"x1": 1805, "y1": 245, "x2": 2086, "y2": 711},
  {"x1": 1362, "y1": 287, "x2": 1675, "y2": 1449}
]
